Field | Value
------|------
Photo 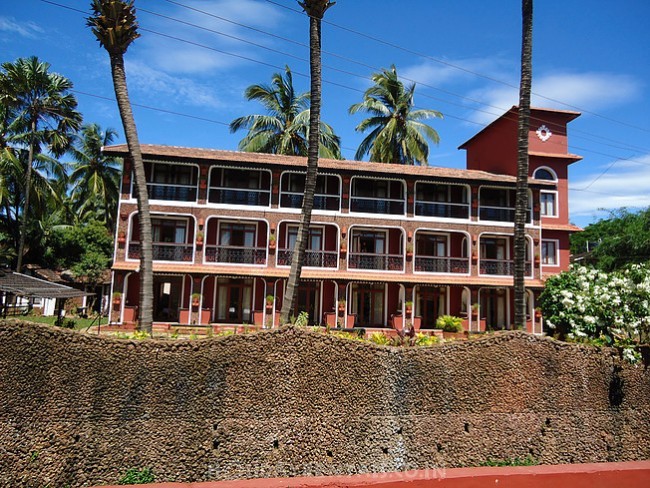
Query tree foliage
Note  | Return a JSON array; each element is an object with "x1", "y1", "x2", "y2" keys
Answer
[
  {"x1": 349, "y1": 65, "x2": 442, "y2": 165},
  {"x1": 230, "y1": 65, "x2": 341, "y2": 159},
  {"x1": 540, "y1": 264, "x2": 650, "y2": 362},
  {"x1": 571, "y1": 207, "x2": 650, "y2": 271}
]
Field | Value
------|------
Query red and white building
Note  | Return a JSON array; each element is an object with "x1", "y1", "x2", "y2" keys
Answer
[{"x1": 105, "y1": 106, "x2": 581, "y2": 333}]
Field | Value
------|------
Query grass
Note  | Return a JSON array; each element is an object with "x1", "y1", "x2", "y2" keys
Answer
[{"x1": 20, "y1": 315, "x2": 107, "y2": 331}]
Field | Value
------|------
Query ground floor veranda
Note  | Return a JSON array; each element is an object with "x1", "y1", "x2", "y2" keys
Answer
[{"x1": 110, "y1": 271, "x2": 545, "y2": 334}]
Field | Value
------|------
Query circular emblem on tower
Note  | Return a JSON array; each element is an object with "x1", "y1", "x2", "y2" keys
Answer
[{"x1": 536, "y1": 124, "x2": 552, "y2": 142}]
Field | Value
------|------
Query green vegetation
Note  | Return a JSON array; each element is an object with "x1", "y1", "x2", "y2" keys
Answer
[
  {"x1": 435, "y1": 315, "x2": 463, "y2": 332},
  {"x1": 229, "y1": 65, "x2": 341, "y2": 159},
  {"x1": 571, "y1": 207, "x2": 650, "y2": 271},
  {"x1": 540, "y1": 264, "x2": 650, "y2": 363},
  {"x1": 23, "y1": 315, "x2": 103, "y2": 330},
  {"x1": 117, "y1": 467, "x2": 155, "y2": 485},
  {"x1": 349, "y1": 65, "x2": 442, "y2": 165}
]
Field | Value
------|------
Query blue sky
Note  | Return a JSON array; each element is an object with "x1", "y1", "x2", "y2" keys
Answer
[{"x1": 3, "y1": 0, "x2": 649, "y2": 227}]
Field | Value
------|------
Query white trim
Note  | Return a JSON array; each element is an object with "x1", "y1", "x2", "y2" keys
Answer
[
  {"x1": 533, "y1": 166, "x2": 558, "y2": 181},
  {"x1": 540, "y1": 190, "x2": 559, "y2": 219},
  {"x1": 541, "y1": 238, "x2": 560, "y2": 267}
]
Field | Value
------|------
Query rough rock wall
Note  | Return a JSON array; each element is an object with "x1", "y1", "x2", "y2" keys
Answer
[{"x1": 0, "y1": 320, "x2": 648, "y2": 488}]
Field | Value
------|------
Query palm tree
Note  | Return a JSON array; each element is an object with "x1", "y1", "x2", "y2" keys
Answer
[
  {"x1": 514, "y1": 0, "x2": 533, "y2": 328},
  {"x1": 0, "y1": 56, "x2": 82, "y2": 272},
  {"x1": 87, "y1": 0, "x2": 153, "y2": 333},
  {"x1": 350, "y1": 65, "x2": 442, "y2": 165},
  {"x1": 230, "y1": 65, "x2": 341, "y2": 159},
  {"x1": 69, "y1": 123, "x2": 121, "y2": 232},
  {"x1": 280, "y1": 0, "x2": 335, "y2": 324}
]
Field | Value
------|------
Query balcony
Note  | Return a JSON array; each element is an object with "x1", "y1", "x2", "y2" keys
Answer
[
  {"x1": 479, "y1": 187, "x2": 531, "y2": 223},
  {"x1": 146, "y1": 183, "x2": 197, "y2": 202},
  {"x1": 208, "y1": 167, "x2": 271, "y2": 207},
  {"x1": 348, "y1": 252, "x2": 403, "y2": 271},
  {"x1": 479, "y1": 258, "x2": 532, "y2": 276},
  {"x1": 415, "y1": 201, "x2": 469, "y2": 219},
  {"x1": 350, "y1": 198, "x2": 405, "y2": 215},
  {"x1": 415, "y1": 256, "x2": 469, "y2": 273},
  {"x1": 204, "y1": 245, "x2": 266, "y2": 265},
  {"x1": 128, "y1": 242, "x2": 193, "y2": 262},
  {"x1": 208, "y1": 188, "x2": 270, "y2": 206},
  {"x1": 280, "y1": 193, "x2": 340, "y2": 211},
  {"x1": 350, "y1": 177, "x2": 405, "y2": 215},
  {"x1": 277, "y1": 249, "x2": 338, "y2": 268},
  {"x1": 415, "y1": 183, "x2": 470, "y2": 219}
]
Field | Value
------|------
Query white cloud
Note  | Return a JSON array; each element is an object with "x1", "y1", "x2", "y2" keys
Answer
[
  {"x1": 569, "y1": 154, "x2": 650, "y2": 222},
  {"x1": 125, "y1": 61, "x2": 223, "y2": 109},
  {"x1": 137, "y1": 0, "x2": 286, "y2": 74},
  {"x1": 400, "y1": 56, "x2": 513, "y2": 88},
  {"x1": 468, "y1": 72, "x2": 642, "y2": 124},
  {"x1": 0, "y1": 16, "x2": 43, "y2": 38}
]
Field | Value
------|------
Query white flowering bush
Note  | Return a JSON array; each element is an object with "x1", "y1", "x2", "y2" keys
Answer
[{"x1": 540, "y1": 264, "x2": 650, "y2": 363}]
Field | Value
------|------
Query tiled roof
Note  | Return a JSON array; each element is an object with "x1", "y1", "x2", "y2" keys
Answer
[
  {"x1": 542, "y1": 222, "x2": 583, "y2": 232},
  {"x1": 529, "y1": 151, "x2": 582, "y2": 162},
  {"x1": 103, "y1": 144, "x2": 554, "y2": 187}
]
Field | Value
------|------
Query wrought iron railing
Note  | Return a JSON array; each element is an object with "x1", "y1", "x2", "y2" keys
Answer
[
  {"x1": 479, "y1": 258, "x2": 532, "y2": 276},
  {"x1": 348, "y1": 252, "x2": 403, "y2": 271},
  {"x1": 349, "y1": 197, "x2": 405, "y2": 215},
  {"x1": 414, "y1": 256, "x2": 469, "y2": 273},
  {"x1": 143, "y1": 183, "x2": 197, "y2": 202},
  {"x1": 208, "y1": 188, "x2": 271, "y2": 206},
  {"x1": 415, "y1": 201, "x2": 470, "y2": 219},
  {"x1": 280, "y1": 192, "x2": 340, "y2": 211},
  {"x1": 277, "y1": 249, "x2": 338, "y2": 267},
  {"x1": 204, "y1": 245, "x2": 266, "y2": 264},
  {"x1": 479, "y1": 206, "x2": 532, "y2": 223},
  {"x1": 128, "y1": 242, "x2": 193, "y2": 261}
]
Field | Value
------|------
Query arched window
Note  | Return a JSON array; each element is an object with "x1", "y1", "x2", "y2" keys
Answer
[{"x1": 533, "y1": 167, "x2": 557, "y2": 181}]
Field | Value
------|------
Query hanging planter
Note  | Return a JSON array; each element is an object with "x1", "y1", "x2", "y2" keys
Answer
[
  {"x1": 191, "y1": 293, "x2": 201, "y2": 308},
  {"x1": 405, "y1": 301, "x2": 413, "y2": 316},
  {"x1": 268, "y1": 235, "x2": 276, "y2": 250},
  {"x1": 117, "y1": 231, "x2": 126, "y2": 246},
  {"x1": 196, "y1": 231, "x2": 204, "y2": 247}
]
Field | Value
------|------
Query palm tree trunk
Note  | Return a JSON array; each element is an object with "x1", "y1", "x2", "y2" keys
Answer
[
  {"x1": 109, "y1": 53, "x2": 153, "y2": 333},
  {"x1": 514, "y1": 0, "x2": 533, "y2": 328},
  {"x1": 280, "y1": 4, "x2": 328, "y2": 324},
  {"x1": 15, "y1": 121, "x2": 36, "y2": 272}
]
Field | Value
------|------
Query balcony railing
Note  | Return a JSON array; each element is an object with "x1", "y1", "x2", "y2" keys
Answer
[
  {"x1": 414, "y1": 256, "x2": 470, "y2": 273},
  {"x1": 144, "y1": 183, "x2": 197, "y2": 202},
  {"x1": 479, "y1": 206, "x2": 532, "y2": 223},
  {"x1": 348, "y1": 252, "x2": 403, "y2": 271},
  {"x1": 280, "y1": 192, "x2": 340, "y2": 211},
  {"x1": 128, "y1": 242, "x2": 193, "y2": 261},
  {"x1": 277, "y1": 249, "x2": 338, "y2": 268},
  {"x1": 208, "y1": 188, "x2": 270, "y2": 206},
  {"x1": 479, "y1": 258, "x2": 532, "y2": 276},
  {"x1": 204, "y1": 245, "x2": 266, "y2": 265},
  {"x1": 415, "y1": 201, "x2": 470, "y2": 219},
  {"x1": 350, "y1": 197, "x2": 405, "y2": 215}
]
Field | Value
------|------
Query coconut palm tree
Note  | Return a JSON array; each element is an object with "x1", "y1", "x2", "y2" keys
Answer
[
  {"x1": 87, "y1": 0, "x2": 153, "y2": 333},
  {"x1": 69, "y1": 123, "x2": 121, "y2": 232},
  {"x1": 0, "y1": 56, "x2": 82, "y2": 272},
  {"x1": 279, "y1": 0, "x2": 335, "y2": 324},
  {"x1": 350, "y1": 65, "x2": 442, "y2": 165},
  {"x1": 514, "y1": 0, "x2": 534, "y2": 328},
  {"x1": 230, "y1": 65, "x2": 341, "y2": 159}
]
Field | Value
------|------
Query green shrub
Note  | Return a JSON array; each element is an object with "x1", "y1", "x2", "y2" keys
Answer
[
  {"x1": 118, "y1": 467, "x2": 155, "y2": 485},
  {"x1": 369, "y1": 332, "x2": 390, "y2": 345},
  {"x1": 436, "y1": 315, "x2": 463, "y2": 332},
  {"x1": 415, "y1": 332, "x2": 438, "y2": 346}
]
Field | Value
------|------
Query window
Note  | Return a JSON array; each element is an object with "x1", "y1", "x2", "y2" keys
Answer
[
  {"x1": 540, "y1": 191, "x2": 557, "y2": 217},
  {"x1": 151, "y1": 218, "x2": 187, "y2": 244},
  {"x1": 533, "y1": 167, "x2": 557, "y2": 181},
  {"x1": 286, "y1": 226, "x2": 323, "y2": 251},
  {"x1": 541, "y1": 240, "x2": 558, "y2": 265}
]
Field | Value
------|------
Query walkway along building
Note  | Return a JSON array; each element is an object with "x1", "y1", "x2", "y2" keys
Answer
[{"x1": 105, "y1": 107, "x2": 581, "y2": 333}]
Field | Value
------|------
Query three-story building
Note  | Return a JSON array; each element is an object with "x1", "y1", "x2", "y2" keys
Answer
[{"x1": 106, "y1": 106, "x2": 581, "y2": 333}]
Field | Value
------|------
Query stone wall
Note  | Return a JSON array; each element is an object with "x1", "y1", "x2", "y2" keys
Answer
[{"x1": 0, "y1": 320, "x2": 648, "y2": 488}]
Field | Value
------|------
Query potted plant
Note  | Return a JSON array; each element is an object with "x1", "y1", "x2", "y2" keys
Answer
[
  {"x1": 112, "y1": 291, "x2": 122, "y2": 306},
  {"x1": 266, "y1": 295, "x2": 274, "y2": 310},
  {"x1": 117, "y1": 230, "x2": 126, "y2": 245},
  {"x1": 268, "y1": 233, "x2": 276, "y2": 249},
  {"x1": 471, "y1": 302, "x2": 480, "y2": 318},
  {"x1": 405, "y1": 300, "x2": 413, "y2": 316},
  {"x1": 338, "y1": 298, "x2": 346, "y2": 313},
  {"x1": 191, "y1": 292, "x2": 201, "y2": 307},
  {"x1": 535, "y1": 307, "x2": 542, "y2": 319},
  {"x1": 196, "y1": 231, "x2": 204, "y2": 246},
  {"x1": 406, "y1": 243, "x2": 413, "y2": 259},
  {"x1": 340, "y1": 239, "x2": 347, "y2": 255}
]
